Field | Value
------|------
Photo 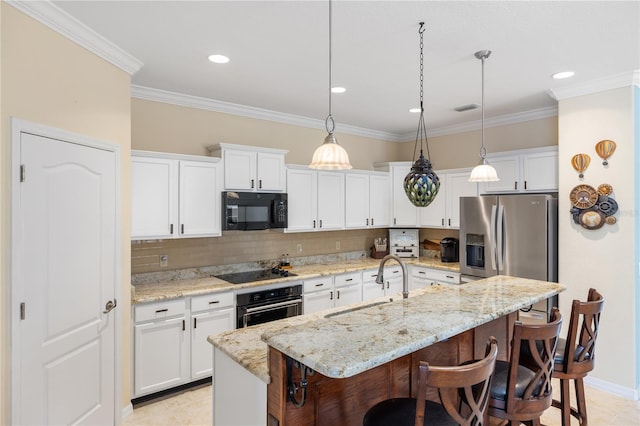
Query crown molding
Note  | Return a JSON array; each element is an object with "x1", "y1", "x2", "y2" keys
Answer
[
  {"x1": 6, "y1": 0, "x2": 143, "y2": 75},
  {"x1": 131, "y1": 85, "x2": 400, "y2": 142},
  {"x1": 547, "y1": 71, "x2": 639, "y2": 101},
  {"x1": 397, "y1": 106, "x2": 559, "y2": 141}
]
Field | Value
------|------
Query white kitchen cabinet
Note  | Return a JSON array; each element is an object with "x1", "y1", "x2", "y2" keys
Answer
[
  {"x1": 345, "y1": 171, "x2": 390, "y2": 229},
  {"x1": 208, "y1": 143, "x2": 287, "y2": 192},
  {"x1": 410, "y1": 266, "x2": 461, "y2": 290},
  {"x1": 303, "y1": 276, "x2": 335, "y2": 314},
  {"x1": 131, "y1": 151, "x2": 222, "y2": 240},
  {"x1": 286, "y1": 166, "x2": 344, "y2": 232},
  {"x1": 190, "y1": 292, "x2": 234, "y2": 379},
  {"x1": 134, "y1": 299, "x2": 190, "y2": 397},
  {"x1": 303, "y1": 272, "x2": 362, "y2": 313},
  {"x1": 362, "y1": 266, "x2": 405, "y2": 301},
  {"x1": 334, "y1": 272, "x2": 363, "y2": 307},
  {"x1": 389, "y1": 163, "x2": 418, "y2": 226},
  {"x1": 133, "y1": 291, "x2": 234, "y2": 397},
  {"x1": 419, "y1": 169, "x2": 478, "y2": 229},
  {"x1": 481, "y1": 147, "x2": 558, "y2": 193}
]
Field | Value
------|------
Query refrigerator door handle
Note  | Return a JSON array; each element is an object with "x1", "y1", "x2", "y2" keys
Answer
[
  {"x1": 490, "y1": 205, "x2": 498, "y2": 271},
  {"x1": 496, "y1": 204, "x2": 505, "y2": 272}
]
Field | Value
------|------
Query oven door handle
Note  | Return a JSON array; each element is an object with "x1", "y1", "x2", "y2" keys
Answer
[{"x1": 244, "y1": 298, "x2": 302, "y2": 314}]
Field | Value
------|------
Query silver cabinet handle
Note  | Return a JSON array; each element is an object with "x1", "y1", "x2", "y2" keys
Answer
[
  {"x1": 251, "y1": 179, "x2": 255, "y2": 188},
  {"x1": 103, "y1": 299, "x2": 117, "y2": 314}
]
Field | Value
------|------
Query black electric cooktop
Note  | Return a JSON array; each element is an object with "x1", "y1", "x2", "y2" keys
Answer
[{"x1": 214, "y1": 268, "x2": 297, "y2": 284}]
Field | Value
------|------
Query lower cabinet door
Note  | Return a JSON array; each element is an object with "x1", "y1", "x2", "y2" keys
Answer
[
  {"x1": 134, "y1": 316, "x2": 189, "y2": 397},
  {"x1": 303, "y1": 290, "x2": 334, "y2": 314},
  {"x1": 335, "y1": 283, "x2": 362, "y2": 307},
  {"x1": 386, "y1": 276, "x2": 404, "y2": 296},
  {"x1": 191, "y1": 308, "x2": 235, "y2": 379},
  {"x1": 362, "y1": 281, "x2": 384, "y2": 301}
]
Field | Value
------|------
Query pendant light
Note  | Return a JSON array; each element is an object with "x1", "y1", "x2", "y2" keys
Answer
[
  {"x1": 468, "y1": 50, "x2": 500, "y2": 182},
  {"x1": 403, "y1": 22, "x2": 440, "y2": 207},
  {"x1": 309, "y1": 0, "x2": 352, "y2": 170}
]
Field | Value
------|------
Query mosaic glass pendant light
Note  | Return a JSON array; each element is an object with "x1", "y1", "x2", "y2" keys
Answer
[{"x1": 404, "y1": 22, "x2": 440, "y2": 207}]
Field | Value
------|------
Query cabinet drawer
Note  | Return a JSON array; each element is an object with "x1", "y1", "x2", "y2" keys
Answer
[
  {"x1": 411, "y1": 267, "x2": 460, "y2": 284},
  {"x1": 303, "y1": 276, "x2": 334, "y2": 293},
  {"x1": 135, "y1": 299, "x2": 187, "y2": 323},
  {"x1": 362, "y1": 269, "x2": 381, "y2": 283},
  {"x1": 334, "y1": 272, "x2": 362, "y2": 288},
  {"x1": 191, "y1": 292, "x2": 234, "y2": 312}
]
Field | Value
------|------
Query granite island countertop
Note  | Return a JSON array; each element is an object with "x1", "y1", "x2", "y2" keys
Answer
[
  {"x1": 132, "y1": 256, "x2": 459, "y2": 304},
  {"x1": 209, "y1": 275, "x2": 565, "y2": 383}
]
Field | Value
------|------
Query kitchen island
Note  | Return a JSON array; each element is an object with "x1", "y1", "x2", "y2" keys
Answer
[{"x1": 209, "y1": 275, "x2": 564, "y2": 426}]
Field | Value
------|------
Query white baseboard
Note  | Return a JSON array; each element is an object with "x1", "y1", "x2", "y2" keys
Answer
[
  {"x1": 584, "y1": 376, "x2": 639, "y2": 400},
  {"x1": 121, "y1": 403, "x2": 134, "y2": 421}
]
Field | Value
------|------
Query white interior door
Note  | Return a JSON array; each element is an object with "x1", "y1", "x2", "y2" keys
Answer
[{"x1": 13, "y1": 130, "x2": 117, "y2": 425}]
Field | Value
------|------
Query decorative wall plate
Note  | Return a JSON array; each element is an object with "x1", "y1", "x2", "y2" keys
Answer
[
  {"x1": 605, "y1": 216, "x2": 617, "y2": 225},
  {"x1": 597, "y1": 183, "x2": 613, "y2": 196},
  {"x1": 597, "y1": 196, "x2": 618, "y2": 216},
  {"x1": 570, "y1": 184, "x2": 598, "y2": 209},
  {"x1": 579, "y1": 209, "x2": 605, "y2": 230}
]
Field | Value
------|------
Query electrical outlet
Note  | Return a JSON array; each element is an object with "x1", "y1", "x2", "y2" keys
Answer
[
  {"x1": 160, "y1": 255, "x2": 169, "y2": 267},
  {"x1": 297, "y1": 243, "x2": 303, "y2": 253},
  {"x1": 336, "y1": 241, "x2": 341, "y2": 250}
]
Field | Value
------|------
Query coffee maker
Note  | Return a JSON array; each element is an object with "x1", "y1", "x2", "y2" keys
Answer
[{"x1": 439, "y1": 237, "x2": 459, "y2": 263}]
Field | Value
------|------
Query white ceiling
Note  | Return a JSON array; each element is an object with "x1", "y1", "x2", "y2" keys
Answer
[{"x1": 52, "y1": 0, "x2": 640, "y2": 140}]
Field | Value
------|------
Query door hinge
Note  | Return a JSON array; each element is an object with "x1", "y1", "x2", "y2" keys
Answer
[
  {"x1": 20, "y1": 302, "x2": 25, "y2": 320},
  {"x1": 20, "y1": 165, "x2": 25, "y2": 182}
]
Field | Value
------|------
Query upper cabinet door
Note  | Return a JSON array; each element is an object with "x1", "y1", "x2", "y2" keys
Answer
[
  {"x1": 256, "y1": 152, "x2": 286, "y2": 191},
  {"x1": 418, "y1": 174, "x2": 446, "y2": 228},
  {"x1": 179, "y1": 160, "x2": 222, "y2": 237},
  {"x1": 369, "y1": 174, "x2": 390, "y2": 227},
  {"x1": 317, "y1": 171, "x2": 345, "y2": 230},
  {"x1": 391, "y1": 165, "x2": 417, "y2": 227},
  {"x1": 131, "y1": 156, "x2": 178, "y2": 239},
  {"x1": 345, "y1": 173, "x2": 369, "y2": 228},
  {"x1": 482, "y1": 155, "x2": 520, "y2": 193},
  {"x1": 446, "y1": 171, "x2": 478, "y2": 229},
  {"x1": 286, "y1": 168, "x2": 318, "y2": 232},
  {"x1": 521, "y1": 150, "x2": 558, "y2": 192},
  {"x1": 223, "y1": 149, "x2": 257, "y2": 191}
]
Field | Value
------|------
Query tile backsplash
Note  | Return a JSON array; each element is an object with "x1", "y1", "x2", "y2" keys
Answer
[{"x1": 132, "y1": 229, "x2": 389, "y2": 274}]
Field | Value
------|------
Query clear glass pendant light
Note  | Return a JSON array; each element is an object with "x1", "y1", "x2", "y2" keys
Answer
[
  {"x1": 403, "y1": 22, "x2": 440, "y2": 207},
  {"x1": 469, "y1": 50, "x2": 499, "y2": 182},
  {"x1": 309, "y1": 0, "x2": 352, "y2": 170}
]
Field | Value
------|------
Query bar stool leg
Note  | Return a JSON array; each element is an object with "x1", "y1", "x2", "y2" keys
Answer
[
  {"x1": 574, "y1": 377, "x2": 588, "y2": 425},
  {"x1": 559, "y1": 378, "x2": 571, "y2": 426}
]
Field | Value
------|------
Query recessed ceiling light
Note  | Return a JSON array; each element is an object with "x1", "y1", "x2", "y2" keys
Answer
[
  {"x1": 409, "y1": 108, "x2": 421, "y2": 113},
  {"x1": 208, "y1": 54, "x2": 229, "y2": 64},
  {"x1": 552, "y1": 71, "x2": 575, "y2": 79},
  {"x1": 331, "y1": 86, "x2": 346, "y2": 93}
]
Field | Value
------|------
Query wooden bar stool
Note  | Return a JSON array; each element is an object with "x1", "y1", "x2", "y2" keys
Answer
[
  {"x1": 488, "y1": 308, "x2": 562, "y2": 426},
  {"x1": 363, "y1": 337, "x2": 498, "y2": 426},
  {"x1": 552, "y1": 288, "x2": 604, "y2": 426}
]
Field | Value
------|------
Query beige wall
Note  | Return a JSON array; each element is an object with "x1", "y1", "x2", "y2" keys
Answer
[
  {"x1": 132, "y1": 98, "x2": 404, "y2": 169},
  {"x1": 558, "y1": 87, "x2": 637, "y2": 391},
  {"x1": 0, "y1": 3, "x2": 132, "y2": 422},
  {"x1": 397, "y1": 116, "x2": 558, "y2": 169}
]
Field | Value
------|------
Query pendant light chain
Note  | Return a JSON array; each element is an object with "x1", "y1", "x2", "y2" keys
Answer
[
  {"x1": 414, "y1": 22, "x2": 431, "y2": 162},
  {"x1": 480, "y1": 53, "x2": 486, "y2": 159}
]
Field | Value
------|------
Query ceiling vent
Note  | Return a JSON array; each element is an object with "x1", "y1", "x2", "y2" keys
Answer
[{"x1": 454, "y1": 104, "x2": 479, "y2": 112}]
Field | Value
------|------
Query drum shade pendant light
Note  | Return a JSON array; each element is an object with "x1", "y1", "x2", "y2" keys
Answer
[
  {"x1": 309, "y1": 0, "x2": 352, "y2": 170},
  {"x1": 404, "y1": 22, "x2": 440, "y2": 207},
  {"x1": 469, "y1": 50, "x2": 499, "y2": 182}
]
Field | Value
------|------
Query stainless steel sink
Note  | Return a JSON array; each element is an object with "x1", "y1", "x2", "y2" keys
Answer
[{"x1": 324, "y1": 300, "x2": 392, "y2": 318}]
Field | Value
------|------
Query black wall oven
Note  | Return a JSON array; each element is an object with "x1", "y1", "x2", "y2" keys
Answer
[
  {"x1": 222, "y1": 191, "x2": 287, "y2": 231},
  {"x1": 236, "y1": 284, "x2": 303, "y2": 328}
]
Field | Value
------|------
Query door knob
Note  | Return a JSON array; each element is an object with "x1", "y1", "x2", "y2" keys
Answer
[{"x1": 103, "y1": 299, "x2": 117, "y2": 314}]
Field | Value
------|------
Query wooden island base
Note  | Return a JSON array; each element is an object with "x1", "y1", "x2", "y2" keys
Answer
[{"x1": 266, "y1": 313, "x2": 517, "y2": 426}]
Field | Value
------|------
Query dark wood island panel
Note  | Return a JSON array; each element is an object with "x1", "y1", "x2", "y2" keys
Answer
[{"x1": 267, "y1": 313, "x2": 517, "y2": 425}]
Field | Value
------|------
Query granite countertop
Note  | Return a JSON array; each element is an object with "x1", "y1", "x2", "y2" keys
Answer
[
  {"x1": 132, "y1": 257, "x2": 459, "y2": 304},
  {"x1": 209, "y1": 275, "x2": 565, "y2": 383}
]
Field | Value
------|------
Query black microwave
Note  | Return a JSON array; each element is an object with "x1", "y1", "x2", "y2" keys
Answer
[{"x1": 222, "y1": 192, "x2": 287, "y2": 230}]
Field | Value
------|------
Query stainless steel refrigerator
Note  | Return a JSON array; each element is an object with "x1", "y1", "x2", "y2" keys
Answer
[{"x1": 459, "y1": 194, "x2": 558, "y2": 322}]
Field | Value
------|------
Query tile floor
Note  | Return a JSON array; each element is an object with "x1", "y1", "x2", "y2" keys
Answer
[{"x1": 124, "y1": 380, "x2": 639, "y2": 426}]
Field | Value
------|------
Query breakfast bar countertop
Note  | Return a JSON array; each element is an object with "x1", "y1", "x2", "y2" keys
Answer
[
  {"x1": 132, "y1": 256, "x2": 459, "y2": 304},
  {"x1": 209, "y1": 275, "x2": 565, "y2": 383}
]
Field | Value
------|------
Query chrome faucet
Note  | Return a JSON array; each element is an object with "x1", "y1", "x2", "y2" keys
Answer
[{"x1": 375, "y1": 254, "x2": 409, "y2": 299}]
